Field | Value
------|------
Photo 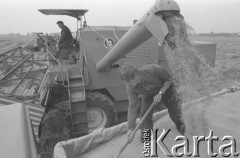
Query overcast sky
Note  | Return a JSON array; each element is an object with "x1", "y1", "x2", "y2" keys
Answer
[{"x1": 1, "y1": 0, "x2": 240, "y2": 34}]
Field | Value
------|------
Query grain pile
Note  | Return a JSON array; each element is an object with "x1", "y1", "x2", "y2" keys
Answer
[
  {"x1": 162, "y1": 12, "x2": 219, "y2": 136},
  {"x1": 163, "y1": 12, "x2": 211, "y2": 101}
]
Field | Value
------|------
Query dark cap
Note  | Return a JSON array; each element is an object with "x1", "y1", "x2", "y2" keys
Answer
[{"x1": 57, "y1": 21, "x2": 64, "y2": 25}]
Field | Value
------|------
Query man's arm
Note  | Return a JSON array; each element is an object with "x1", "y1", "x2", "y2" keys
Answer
[
  {"x1": 153, "y1": 64, "x2": 173, "y2": 81},
  {"x1": 58, "y1": 28, "x2": 68, "y2": 45},
  {"x1": 153, "y1": 80, "x2": 172, "y2": 105},
  {"x1": 126, "y1": 86, "x2": 139, "y2": 142},
  {"x1": 126, "y1": 86, "x2": 139, "y2": 131},
  {"x1": 159, "y1": 80, "x2": 172, "y2": 94},
  {"x1": 153, "y1": 65, "x2": 173, "y2": 104}
]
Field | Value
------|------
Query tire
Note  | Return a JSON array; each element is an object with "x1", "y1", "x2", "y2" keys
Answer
[{"x1": 86, "y1": 92, "x2": 118, "y2": 132}]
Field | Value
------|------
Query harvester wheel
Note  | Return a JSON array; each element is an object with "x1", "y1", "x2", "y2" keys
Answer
[{"x1": 86, "y1": 92, "x2": 118, "y2": 132}]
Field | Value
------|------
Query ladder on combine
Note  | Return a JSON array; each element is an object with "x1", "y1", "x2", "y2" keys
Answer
[{"x1": 67, "y1": 66, "x2": 88, "y2": 137}]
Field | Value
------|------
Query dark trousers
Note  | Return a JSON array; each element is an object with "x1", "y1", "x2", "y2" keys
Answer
[
  {"x1": 56, "y1": 48, "x2": 71, "y2": 60},
  {"x1": 140, "y1": 84, "x2": 184, "y2": 132}
]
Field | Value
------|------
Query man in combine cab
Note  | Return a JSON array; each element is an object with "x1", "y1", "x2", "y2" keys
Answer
[
  {"x1": 56, "y1": 21, "x2": 73, "y2": 60},
  {"x1": 120, "y1": 64, "x2": 185, "y2": 143}
]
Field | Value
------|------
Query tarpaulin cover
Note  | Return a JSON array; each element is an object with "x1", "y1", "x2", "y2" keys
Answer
[
  {"x1": 54, "y1": 110, "x2": 168, "y2": 158},
  {"x1": 54, "y1": 88, "x2": 240, "y2": 158},
  {"x1": 0, "y1": 103, "x2": 39, "y2": 158}
]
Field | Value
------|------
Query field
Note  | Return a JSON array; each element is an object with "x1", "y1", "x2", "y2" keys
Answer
[
  {"x1": 0, "y1": 36, "x2": 35, "y2": 52},
  {"x1": 191, "y1": 35, "x2": 240, "y2": 94},
  {"x1": 190, "y1": 35, "x2": 240, "y2": 84}
]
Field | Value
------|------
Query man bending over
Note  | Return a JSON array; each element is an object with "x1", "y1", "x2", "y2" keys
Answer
[{"x1": 120, "y1": 64, "x2": 185, "y2": 142}]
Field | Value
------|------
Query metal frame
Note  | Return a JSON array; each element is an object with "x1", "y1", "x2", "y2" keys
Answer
[{"x1": 0, "y1": 46, "x2": 48, "y2": 100}]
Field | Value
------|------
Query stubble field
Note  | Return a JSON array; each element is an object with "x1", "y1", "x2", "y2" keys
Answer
[
  {"x1": 0, "y1": 36, "x2": 34, "y2": 52},
  {"x1": 190, "y1": 35, "x2": 240, "y2": 91}
]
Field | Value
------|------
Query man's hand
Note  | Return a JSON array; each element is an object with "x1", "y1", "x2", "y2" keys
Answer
[
  {"x1": 153, "y1": 93, "x2": 162, "y2": 105},
  {"x1": 127, "y1": 130, "x2": 134, "y2": 143}
]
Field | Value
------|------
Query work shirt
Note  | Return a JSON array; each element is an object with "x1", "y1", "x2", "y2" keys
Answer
[
  {"x1": 58, "y1": 25, "x2": 73, "y2": 49},
  {"x1": 126, "y1": 64, "x2": 173, "y2": 130}
]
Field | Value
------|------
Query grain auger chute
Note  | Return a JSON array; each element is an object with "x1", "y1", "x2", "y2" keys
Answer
[{"x1": 96, "y1": 0, "x2": 181, "y2": 71}]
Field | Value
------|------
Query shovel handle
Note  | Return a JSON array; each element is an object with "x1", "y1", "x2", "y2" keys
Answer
[
  {"x1": 116, "y1": 102, "x2": 156, "y2": 158},
  {"x1": 116, "y1": 141, "x2": 129, "y2": 158}
]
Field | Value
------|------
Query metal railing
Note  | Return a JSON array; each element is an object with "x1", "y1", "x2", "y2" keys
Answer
[
  {"x1": 36, "y1": 46, "x2": 67, "y2": 105},
  {"x1": 65, "y1": 50, "x2": 90, "y2": 89},
  {"x1": 81, "y1": 51, "x2": 90, "y2": 86},
  {"x1": 44, "y1": 45, "x2": 91, "y2": 90},
  {"x1": 45, "y1": 46, "x2": 67, "y2": 87}
]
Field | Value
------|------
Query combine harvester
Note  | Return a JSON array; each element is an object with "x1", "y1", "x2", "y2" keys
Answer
[
  {"x1": 37, "y1": 0, "x2": 217, "y2": 138},
  {"x1": 49, "y1": 0, "x2": 239, "y2": 158},
  {"x1": 1, "y1": 0, "x2": 240, "y2": 157}
]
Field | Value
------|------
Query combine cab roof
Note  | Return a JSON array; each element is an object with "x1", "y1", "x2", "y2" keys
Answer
[{"x1": 38, "y1": 9, "x2": 88, "y2": 19}]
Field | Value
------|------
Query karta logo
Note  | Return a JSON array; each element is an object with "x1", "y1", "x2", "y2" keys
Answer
[{"x1": 142, "y1": 129, "x2": 239, "y2": 157}]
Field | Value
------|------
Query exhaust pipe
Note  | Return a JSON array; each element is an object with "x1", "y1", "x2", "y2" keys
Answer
[{"x1": 96, "y1": 0, "x2": 180, "y2": 71}]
